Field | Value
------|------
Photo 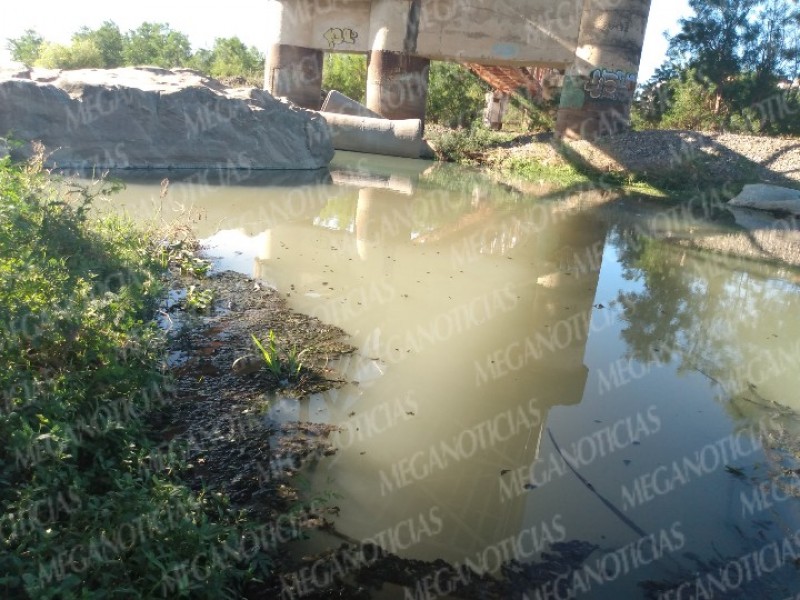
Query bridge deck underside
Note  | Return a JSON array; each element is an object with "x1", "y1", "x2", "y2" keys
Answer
[{"x1": 464, "y1": 64, "x2": 561, "y2": 95}]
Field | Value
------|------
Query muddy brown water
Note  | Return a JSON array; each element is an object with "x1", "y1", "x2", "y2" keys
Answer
[{"x1": 97, "y1": 152, "x2": 800, "y2": 598}]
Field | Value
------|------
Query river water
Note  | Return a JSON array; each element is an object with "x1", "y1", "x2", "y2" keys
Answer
[{"x1": 100, "y1": 152, "x2": 800, "y2": 598}]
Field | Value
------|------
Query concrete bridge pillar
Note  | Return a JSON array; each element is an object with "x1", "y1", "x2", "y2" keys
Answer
[
  {"x1": 556, "y1": 0, "x2": 652, "y2": 139},
  {"x1": 264, "y1": 2, "x2": 324, "y2": 109},
  {"x1": 266, "y1": 44, "x2": 323, "y2": 110},
  {"x1": 365, "y1": 0, "x2": 430, "y2": 121},
  {"x1": 484, "y1": 91, "x2": 510, "y2": 131}
]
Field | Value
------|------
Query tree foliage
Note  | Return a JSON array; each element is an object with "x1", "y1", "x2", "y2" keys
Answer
[
  {"x1": 205, "y1": 37, "x2": 264, "y2": 80},
  {"x1": 322, "y1": 53, "x2": 367, "y2": 103},
  {"x1": 36, "y1": 39, "x2": 104, "y2": 70},
  {"x1": 6, "y1": 29, "x2": 43, "y2": 67},
  {"x1": 635, "y1": 0, "x2": 800, "y2": 134},
  {"x1": 73, "y1": 21, "x2": 124, "y2": 68},
  {"x1": 426, "y1": 62, "x2": 489, "y2": 128},
  {"x1": 6, "y1": 22, "x2": 265, "y2": 85},
  {"x1": 123, "y1": 22, "x2": 192, "y2": 68}
]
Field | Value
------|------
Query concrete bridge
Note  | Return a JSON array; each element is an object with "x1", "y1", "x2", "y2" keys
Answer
[{"x1": 265, "y1": 0, "x2": 653, "y2": 139}]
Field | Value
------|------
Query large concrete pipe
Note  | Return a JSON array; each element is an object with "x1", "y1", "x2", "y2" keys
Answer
[
  {"x1": 556, "y1": 0, "x2": 653, "y2": 139},
  {"x1": 319, "y1": 112, "x2": 423, "y2": 159},
  {"x1": 321, "y1": 90, "x2": 383, "y2": 119}
]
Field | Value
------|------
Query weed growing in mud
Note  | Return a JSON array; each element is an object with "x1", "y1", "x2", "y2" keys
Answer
[
  {"x1": 183, "y1": 284, "x2": 214, "y2": 312},
  {"x1": 252, "y1": 331, "x2": 282, "y2": 376},
  {"x1": 251, "y1": 331, "x2": 309, "y2": 380},
  {"x1": 286, "y1": 345, "x2": 310, "y2": 377},
  {"x1": 159, "y1": 239, "x2": 212, "y2": 278}
]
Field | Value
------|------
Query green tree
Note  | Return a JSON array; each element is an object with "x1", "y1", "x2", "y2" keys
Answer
[
  {"x1": 124, "y1": 22, "x2": 191, "y2": 68},
  {"x1": 73, "y1": 21, "x2": 124, "y2": 68},
  {"x1": 6, "y1": 29, "x2": 43, "y2": 67},
  {"x1": 207, "y1": 37, "x2": 263, "y2": 79},
  {"x1": 634, "y1": 64, "x2": 681, "y2": 127},
  {"x1": 638, "y1": 0, "x2": 800, "y2": 133},
  {"x1": 659, "y1": 69, "x2": 723, "y2": 129},
  {"x1": 189, "y1": 48, "x2": 214, "y2": 75},
  {"x1": 668, "y1": 0, "x2": 760, "y2": 114}
]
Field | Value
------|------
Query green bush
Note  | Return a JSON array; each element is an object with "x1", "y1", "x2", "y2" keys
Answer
[
  {"x1": 427, "y1": 125, "x2": 513, "y2": 163},
  {"x1": 659, "y1": 72, "x2": 724, "y2": 131},
  {"x1": 322, "y1": 53, "x2": 367, "y2": 103},
  {"x1": 35, "y1": 40, "x2": 105, "y2": 70},
  {"x1": 0, "y1": 157, "x2": 269, "y2": 598},
  {"x1": 426, "y1": 62, "x2": 488, "y2": 128}
]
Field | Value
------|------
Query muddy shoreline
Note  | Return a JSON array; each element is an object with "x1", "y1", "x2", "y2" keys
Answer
[
  {"x1": 154, "y1": 254, "x2": 631, "y2": 599},
  {"x1": 153, "y1": 242, "x2": 800, "y2": 600}
]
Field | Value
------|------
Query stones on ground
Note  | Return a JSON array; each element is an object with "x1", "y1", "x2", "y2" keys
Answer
[
  {"x1": 0, "y1": 67, "x2": 334, "y2": 170},
  {"x1": 729, "y1": 183, "x2": 800, "y2": 216},
  {"x1": 232, "y1": 354, "x2": 263, "y2": 376}
]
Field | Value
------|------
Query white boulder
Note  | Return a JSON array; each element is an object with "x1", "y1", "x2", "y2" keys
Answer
[
  {"x1": 0, "y1": 67, "x2": 334, "y2": 170},
  {"x1": 728, "y1": 184, "x2": 800, "y2": 216}
]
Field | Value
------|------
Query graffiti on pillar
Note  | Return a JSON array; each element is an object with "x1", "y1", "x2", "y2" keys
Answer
[
  {"x1": 324, "y1": 27, "x2": 359, "y2": 50},
  {"x1": 584, "y1": 69, "x2": 637, "y2": 102}
]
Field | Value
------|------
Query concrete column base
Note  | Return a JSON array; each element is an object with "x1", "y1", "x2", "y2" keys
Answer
[
  {"x1": 266, "y1": 44, "x2": 323, "y2": 110},
  {"x1": 555, "y1": 102, "x2": 631, "y2": 140},
  {"x1": 366, "y1": 51, "x2": 429, "y2": 121},
  {"x1": 484, "y1": 91, "x2": 510, "y2": 131}
]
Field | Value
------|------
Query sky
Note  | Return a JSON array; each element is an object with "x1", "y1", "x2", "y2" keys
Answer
[{"x1": 0, "y1": 0, "x2": 692, "y2": 83}]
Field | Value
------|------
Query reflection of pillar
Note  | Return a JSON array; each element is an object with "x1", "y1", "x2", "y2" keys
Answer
[
  {"x1": 259, "y1": 230, "x2": 273, "y2": 261},
  {"x1": 355, "y1": 188, "x2": 413, "y2": 260},
  {"x1": 266, "y1": 44, "x2": 323, "y2": 110},
  {"x1": 365, "y1": 0, "x2": 429, "y2": 121},
  {"x1": 555, "y1": 0, "x2": 652, "y2": 139},
  {"x1": 484, "y1": 91, "x2": 510, "y2": 131}
]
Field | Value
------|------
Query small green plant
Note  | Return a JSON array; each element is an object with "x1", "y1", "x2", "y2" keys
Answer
[
  {"x1": 251, "y1": 331, "x2": 309, "y2": 380},
  {"x1": 183, "y1": 285, "x2": 214, "y2": 312},
  {"x1": 160, "y1": 240, "x2": 212, "y2": 278},
  {"x1": 252, "y1": 331, "x2": 281, "y2": 376},
  {"x1": 286, "y1": 344, "x2": 310, "y2": 377},
  {"x1": 182, "y1": 255, "x2": 212, "y2": 277}
]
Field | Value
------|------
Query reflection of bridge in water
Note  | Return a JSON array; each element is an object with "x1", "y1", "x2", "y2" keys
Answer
[
  {"x1": 252, "y1": 166, "x2": 610, "y2": 565},
  {"x1": 106, "y1": 159, "x2": 612, "y2": 563}
]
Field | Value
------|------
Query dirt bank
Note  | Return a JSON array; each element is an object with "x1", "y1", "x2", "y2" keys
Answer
[
  {"x1": 151, "y1": 260, "x2": 352, "y2": 521},
  {"x1": 481, "y1": 129, "x2": 800, "y2": 189}
]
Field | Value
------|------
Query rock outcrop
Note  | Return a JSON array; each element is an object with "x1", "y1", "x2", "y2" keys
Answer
[
  {"x1": 729, "y1": 183, "x2": 800, "y2": 216},
  {"x1": 0, "y1": 67, "x2": 334, "y2": 170}
]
